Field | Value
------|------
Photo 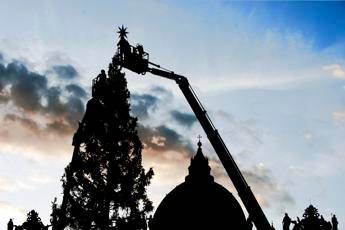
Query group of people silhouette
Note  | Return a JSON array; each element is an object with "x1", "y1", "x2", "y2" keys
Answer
[
  {"x1": 7, "y1": 212, "x2": 338, "y2": 230},
  {"x1": 282, "y1": 212, "x2": 338, "y2": 230},
  {"x1": 7, "y1": 219, "x2": 50, "y2": 230},
  {"x1": 7, "y1": 210, "x2": 50, "y2": 230}
]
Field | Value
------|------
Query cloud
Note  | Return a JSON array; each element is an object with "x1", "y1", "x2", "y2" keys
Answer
[
  {"x1": 242, "y1": 165, "x2": 295, "y2": 208},
  {"x1": 304, "y1": 132, "x2": 313, "y2": 140},
  {"x1": 150, "y1": 86, "x2": 172, "y2": 95},
  {"x1": 28, "y1": 174, "x2": 54, "y2": 185},
  {"x1": 0, "y1": 201, "x2": 26, "y2": 213},
  {"x1": 0, "y1": 114, "x2": 73, "y2": 161},
  {"x1": 217, "y1": 110, "x2": 262, "y2": 151},
  {"x1": 65, "y1": 84, "x2": 87, "y2": 98},
  {"x1": 323, "y1": 64, "x2": 345, "y2": 80},
  {"x1": 141, "y1": 133, "x2": 294, "y2": 213},
  {"x1": 131, "y1": 85, "x2": 291, "y2": 211},
  {"x1": 138, "y1": 124, "x2": 193, "y2": 155},
  {"x1": 0, "y1": 57, "x2": 85, "y2": 130},
  {"x1": 332, "y1": 111, "x2": 345, "y2": 126},
  {"x1": 51, "y1": 64, "x2": 78, "y2": 79},
  {"x1": 4, "y1": 114, "x2": 41, "y2": 134},
  {"x1": 0, "y1": 61, "x2": 48, "y2": 111},
  {"x1": 0, "y1": 177, "x2": 34, "y2": 192},
  {"x1": 0, "y1": 201, "x2": 27, "y2": 225},
  {"x1": 136, "y1": 111, "x2": 293, "y2": 210},
  {"x1": 170, "y1": 110, "x2": 196, "y2": 127},
  {"x1": 130, "y1": 86, "x2": 175, "y2": 121},
  {"x1": 3, "y1": 113, "x2": 74, "y2": 137},
  {"x1": 131, "y1": 93, "x2": 159, "y2": 119},
  {"x1": 209, "y1": 160, "x2": 295, "y2": 209},
  {"x1": 0, "y1": 53, "x2": 86, "y2": 160}
]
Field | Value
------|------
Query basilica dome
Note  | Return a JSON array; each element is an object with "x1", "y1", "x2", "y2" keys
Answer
[{"x1": 149, "y1": 141, "x2": 248, "y2": 230}]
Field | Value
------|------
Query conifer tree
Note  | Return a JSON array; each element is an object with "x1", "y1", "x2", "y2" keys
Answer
[{"x1": 54, "y1": 41, "x2": 154, "y2": 229}]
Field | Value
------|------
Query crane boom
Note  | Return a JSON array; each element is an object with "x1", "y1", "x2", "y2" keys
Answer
[
  {"x1": 148, "y1": 68, "x2": 272, "y2": 230},
  {"x1": 115, "y1": 28, "x2": 272, "y2": 229}
]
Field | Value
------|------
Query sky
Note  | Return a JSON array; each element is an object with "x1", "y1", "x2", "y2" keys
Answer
[{"x1": 0, "y1": 0, "x2": 345, "y2": 229}]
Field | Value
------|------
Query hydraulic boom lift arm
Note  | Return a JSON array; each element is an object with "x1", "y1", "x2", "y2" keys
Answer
[
  {"x1": 147, "y1": 67, "x2": 272, "y2": 230},
  {"x1": 116, "y1": 28, "x2": 272, "y2": 230}
]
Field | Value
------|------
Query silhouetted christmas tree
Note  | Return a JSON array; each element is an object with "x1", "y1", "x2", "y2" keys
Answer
[{"x1": 53, "y1": 33, "x2": 153, "y2": 229}]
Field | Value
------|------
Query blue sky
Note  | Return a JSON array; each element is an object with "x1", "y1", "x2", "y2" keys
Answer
[
  {"x1": 0, "y1": 1, "x2": 344, "y2": 229},
  {"x1": 229, "y1": 1, "x2": 345, "y2": 49}
]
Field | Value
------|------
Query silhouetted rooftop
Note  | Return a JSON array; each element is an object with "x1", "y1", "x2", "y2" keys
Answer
[{"x1": 149, "y1": 141, "x2": 247, "y2": 229}]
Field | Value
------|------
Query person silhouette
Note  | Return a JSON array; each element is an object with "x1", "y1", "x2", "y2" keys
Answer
[
  {"x1": 8, "y1": 219, "x2": 14, "y2": 230},
  {"x1": 92, "y1": 69, "x2": 107, "y2": 100},
  {"x1": 332, "y1": 214, "x2": 338, "y2": 230},
  {"x1": 117, "y1": 26, "x2": 131, "y2": 59},
  {"x1": 137, "y1": 44, "x2": 144, "y2": 57},
  {"x1": 283, "y1": 213, "x2": 291, "y2": 230}
]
